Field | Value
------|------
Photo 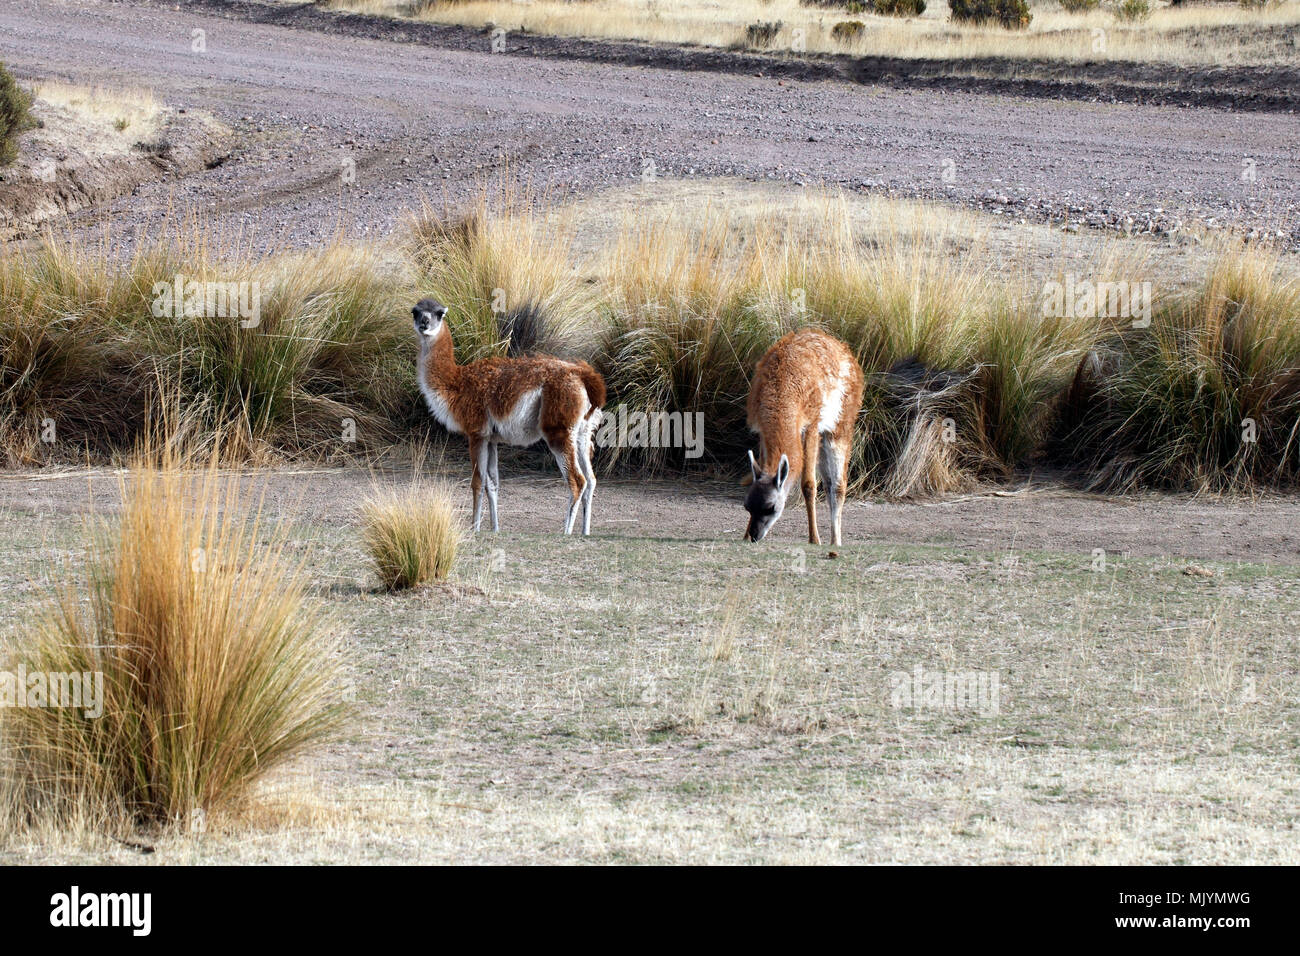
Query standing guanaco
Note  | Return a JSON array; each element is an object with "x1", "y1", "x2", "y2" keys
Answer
[{"x1": 412, "y1": 299, "x2": 605, "y2": 535}]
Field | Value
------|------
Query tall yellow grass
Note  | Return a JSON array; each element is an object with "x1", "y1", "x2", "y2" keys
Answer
[
  {"x1": 0, "y1": 440, "x2": 345, "y2": 832},
  {"x1": 3, "y1": 188, "x2": 1297, "y2": 493}
]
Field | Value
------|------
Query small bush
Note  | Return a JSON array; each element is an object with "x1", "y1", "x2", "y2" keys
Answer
[
  {"x1": 1059, "y1": 0, "x2": 1100, "y2": 11},
  {"x1": 0, "y1": 444, "x2": 344, "y2": 830},
  {"x1": 0, "y1": 62, "x2": 37, "y2": 166},
  {"x1": 745, "y1": 21, "x2": 783, "y2": 48},
  {"x1": 801, "y1": 0, "x2": 871, "y2": 11},
  {"x1": 362, "y1": 481, "x2": 461, "y2": 590},
  {"x1": 875, "y1": 0, "x2": 927, "y2": 16},
  {"x1": 948, "y1": 0, "x2": 1033, "y2": 28},
  {"x1": 1113, "y1": 0, "x2": 1150, "y2": 20},
  {"x1": 831, "y1": 20, "x2": 867, "y2": 41}
]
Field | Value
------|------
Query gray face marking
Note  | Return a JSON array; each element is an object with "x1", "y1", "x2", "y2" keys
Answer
[
  {"x1": 743, "y1": 451, "x2": 789, "y2": 542},
  {"x1": 412, "y1": 298, "x2": 449, "y2": 338}
]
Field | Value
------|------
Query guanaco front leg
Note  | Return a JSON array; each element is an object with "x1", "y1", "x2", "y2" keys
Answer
[{"x1": 802, "y1": 426, "x2": 820, "y2": 545}]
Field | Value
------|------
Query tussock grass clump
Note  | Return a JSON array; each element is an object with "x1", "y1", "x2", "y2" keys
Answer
[
  {"x1": 1113, "y1": 0, "x2": 1151, "y2": 21},
  {"x1": 949, "y1": 0, "x2": 1033, "y2": 28},
  {"x1": 875, "y1": 0, "x2": 926, "y2": 16},
  {"x1": 0, "y1": 224, "x2": 418, "y2": 464},
  {"x1": 831, "y1": 19, "x2": 867, "y2": 41},
  {"x1": 1069, "y1": 251, "x2": 1300, "y2": 492},
  {"x1": 145, "y1": 243, "x2": 417, "y2": 458},
  {"x1": 0, "y1": 443, "x2": 344, "y2": 832},
  {"x1": 744, "y1": 21, "x2": 784, "y2": 48},
  {"x1": 362, "y1": 481, "x2": 462, "y2": 590},
  {"x1": 593, "y1": 211, "x2": 783, "y2": 472},
  {"x1": 409, "y1": 189, "x2": 595, "y2": 363},
  {"x1": 0, "y1": 236, "x2": 172, "y2": 464}
]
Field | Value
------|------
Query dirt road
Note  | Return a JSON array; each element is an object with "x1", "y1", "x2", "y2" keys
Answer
[{"x1": 2, "y1": 0, "x2": 1297, "y2": 250}]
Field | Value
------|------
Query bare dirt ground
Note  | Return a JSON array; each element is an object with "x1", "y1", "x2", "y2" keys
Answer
[
  {"x1": 1, "y1": 0, "x2": 1296, "y2": 254},
  {"x1": 5, "y1": 461, "x2": 1300, "y2": 565},
  {"x1": 0, "y1": 98, "x2": 228, "y2": 240}
]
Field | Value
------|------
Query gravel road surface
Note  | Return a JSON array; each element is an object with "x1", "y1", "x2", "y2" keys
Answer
[{"x1": 2, "y1": 0, "x2": 1297, "y2": 250}]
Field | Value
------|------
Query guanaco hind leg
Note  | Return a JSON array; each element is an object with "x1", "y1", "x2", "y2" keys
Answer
[
  {"x1": 577, "y1": 416, "x2": 598, "y2": 536},
  {"x1": 546, "y1": 427, "x2": 586, "y2": 535},
  {"x1": 485, "y1": 440, "x2": 500, "y2": 532},
  {"x1": 819, "y1": 434, "x2": 848, "y2": 547}
]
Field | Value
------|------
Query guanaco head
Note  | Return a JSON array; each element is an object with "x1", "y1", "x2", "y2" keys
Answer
[
  {"x1": 743, "y1": 450, "x2": 790, "y2": 542},
  {"x1": 412, "y1": 299, "x2": 448, "y2": 340}
]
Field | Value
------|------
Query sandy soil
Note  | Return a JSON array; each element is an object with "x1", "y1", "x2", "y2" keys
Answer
[{"x1": 0, "y1": 0, "x2": 1295, "y2": 254}]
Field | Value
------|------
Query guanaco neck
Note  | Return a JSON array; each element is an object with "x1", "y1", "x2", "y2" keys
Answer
[
  {"x1": 758, "y1": 419, "x2": 804, "y2": 489},
  {"x1": 418, "y1": 325, "x2": 463, "y2": 396}
]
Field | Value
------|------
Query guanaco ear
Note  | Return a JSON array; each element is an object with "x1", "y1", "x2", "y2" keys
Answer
[
  {"x1": 748, "y1": 449, "x2": 761, "y2": 483},
  {"x1": 775, "y1": 454, "x2": 790, "y2": 490}
]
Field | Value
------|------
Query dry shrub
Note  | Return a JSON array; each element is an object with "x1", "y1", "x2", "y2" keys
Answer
[{"x1": 1, "y1": 440, "x2": 345, "y2": 833}]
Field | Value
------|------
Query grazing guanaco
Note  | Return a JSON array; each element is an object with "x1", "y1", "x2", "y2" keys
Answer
[
  {"x1": 744, "y1": 328, "x2": 863, "y2": 546},
  {"x1": 412, "y1": 299, "x2": 605, "y2": 535}
]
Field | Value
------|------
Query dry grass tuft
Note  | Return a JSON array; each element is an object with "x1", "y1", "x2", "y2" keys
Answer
[
  {"x1": 408, "y1": 185, "x2": 597, "y2": 362},
  {"x1": 0, "y1": 440, "x2": 345, "y2": 834},
  {"x1": 362, "y1": 480, "x2": 462, "y2": 590}
]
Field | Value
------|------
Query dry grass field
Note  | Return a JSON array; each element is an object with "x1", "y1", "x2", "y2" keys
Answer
[
  {"x1": 2, "y1": 183, "x2": 1298, "y2": 860},
  {"x1": 326, "y1": 0, "x2": 1300, "y2": 66},
  {"x1": 2, "y1": 462, "x2": 1298, "y2": 863}
]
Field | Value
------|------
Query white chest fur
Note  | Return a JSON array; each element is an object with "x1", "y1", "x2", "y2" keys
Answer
[
  {"x1": 420, "y1": 385, "x2": 461, "y2": 434},
  {"x1": 416, "y1": 353, "x2": 462, "y2": 434},
  {"x1": 818, "y1": 359, "x2": 852, "y2": 434}
]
